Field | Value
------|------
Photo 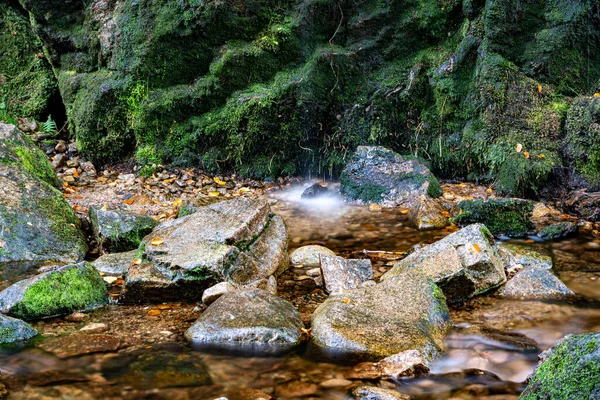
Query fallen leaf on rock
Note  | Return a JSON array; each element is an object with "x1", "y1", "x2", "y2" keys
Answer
[
  {"x1": 538, "y1": 154, "x2": 546, "y2": 159},
  {"x1": 214, "y1": 177, "x2": 227, "y2": 186},
  {"x1": 343, "y1": 298, "x2": 350, "y2": 304},
  {"x1": 594, "y1": 93, "x2": 600, "y2": 98},
  {"x1": 208, "y1": 192, "x2": 220, "y2": 197},
  {"x1": 150, "y1": 237, "x2": 164, "y2": 246},
  {"x1": 132, "y1": 258, "x2": 142, "y2": 266},
  {"x1": 470, "y1": 244, "x2": 481, "y2": 254},
  {"x1": 123, "y1": 198, "x2": 135, "y2": 205},
  {"x1": 524, "y1": 151, "x2": 530, "y2": 159},
  {"x1": 101, "y1": 204, "x2": 108, "y2": 211},
  {"x1": 113, "y1": 278, "x2": 124, "y2": 286},
  {"x1": 399, "y1": 209, "x2": 410, "y2": 215},
  {"x1": 157, "y1": 303, "x2": 180, "y2": 310},
  {"x1": 537, "y1": 84, "x2": 542, "y2": 93},
  {"x1": 172, "y1": 198, "x2": 183, "y2": 207},
  {"x1": 103, "y1": 276, "x2": 118, "y2": 284},
  {"x1": 147, "y1": 309, "x2": 161, "y2": 316},
  {"x1": 516, "y1": 143, "x2": 523, "y2": 153}
]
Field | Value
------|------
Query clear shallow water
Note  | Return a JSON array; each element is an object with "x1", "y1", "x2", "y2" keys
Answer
[{"x1": 1, "y1": 183, "x2": 600, "y2": 399}]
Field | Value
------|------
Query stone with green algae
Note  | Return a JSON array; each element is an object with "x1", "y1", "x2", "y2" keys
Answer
[{"x1": 0, "y1": 314, "x2": 38, "y2": 345}]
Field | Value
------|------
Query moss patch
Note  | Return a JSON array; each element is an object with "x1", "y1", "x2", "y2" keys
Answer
[{"x1": 453, "y1": 199, "x2": 534, "y2": 237}]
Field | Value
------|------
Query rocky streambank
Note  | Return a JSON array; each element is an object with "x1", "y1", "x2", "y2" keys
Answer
[{"x1": 1, "y1": 128, "x2": 600, "y2": 399}]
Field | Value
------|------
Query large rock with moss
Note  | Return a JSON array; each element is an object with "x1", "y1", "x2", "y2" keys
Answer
[
  {"x1": 453, "y1": 198, "x2": 534, "y2": 237},
  {"x1": 120, "y1": 197, "x2": 288, "y2": 303},
  {"x1": 0, "y1": 314, "x2": 38, "y2": 345},
  {"x1": 0, "y1": 262, "x2": 108, "y2": 320},
  {"x1": 520, "y1": 332, "x2": 600, "y2": 400},
  {"x1": 310, "y1": 271, "x2": 452, "y2": 361},
  {"x1": 381, "y1": 224, "x2": 506, "y2": 303},
  {"x1": 0, "y1": 125, "x2": 86, "y2": 268},
  {"x1": 185, "y1": 288, "x2": 303, "y2": 354},
  {"x1": 340, "y1": 146, "x2": 442, "y2": 206},
  {"x1": 89, "y1": 207, "x2": 158, "y2": 252},
  {"x1": 499, "y1": 266, "x2": 574, "y2": 300}
]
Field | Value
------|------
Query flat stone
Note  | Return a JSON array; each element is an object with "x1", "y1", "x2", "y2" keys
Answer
[
  {"x1": 202, "y1": 282, "x2": 235, "y2": 305},
  {"x1": 79, "y1": 322, "x2": 109, "y2": 333},
  {"x1": 351, "y1": 386, "x2": 411, "y2": 400},
  {"x1": 290, "y1": 245, "x2": 336, "y2": 267},
  {"x1": 537, "y1": 222, "x2": 578, "y2": 240},
  {"x1": 320, "y1": 256, "x2": 373, "y2": 295},
  {"x1": 92, "y1": 250, "x2": 136, "y2": 275},
  {"x1": 382, "y1": 224, "x2": 506, "y2": 303},
  {"x1": 185, "y1": 288, "x2": 303, "y2": 355},
  {"x1": 310, "y1": 271, "x2": 452, "y2": 361},
  {"x1": 499, "y1": 266, "x2": 574, "y2": 300},
  {"x1": 38, "y1": 333, "x2": 120, "y2": 358},
  {"x1": 319, "y1": 378, "x2": 352, "y2": 388},
  {"x1": 89, "y1": 207, "x2": 158, "y2": 252}
]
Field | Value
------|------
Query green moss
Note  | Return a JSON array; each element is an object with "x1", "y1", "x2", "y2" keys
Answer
[
  {"x1": 11, "y1": 263, "x2": 108, "y2": 320},
  {"x1": 339, "y1": 171, "x2": 389, "y2": 204},
  {"x1": 520, "y1": 333, "x2": 600, "y2": 400},
  {"x1": 452, "y1": 198, "x2": 534, "y2": 237},
  {"x1": 13, "y1": 146, "x2": 60, "y2": 188}
]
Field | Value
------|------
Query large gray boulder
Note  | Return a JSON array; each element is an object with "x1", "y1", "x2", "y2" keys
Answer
[
  {"x1": 381, "y1": 224, "x2": 506, "y2": 303},
  {"x1": 310, "y1": 271, "x2": 452, "y2": 361},
  {"x1": 89, "y1": 208, "x2": 158, "y2": 252},
  {"x1": 498, "y1": 266, "x2": 574, "y2": 300},
  {"x1": 0, "y1": 314, "x2": 38, "y2": 345},
  {"x1": 340, "y1": 146, "x2": 442, "y2": 206},
  {"x1": 92, "y1": 250, "x2": 136, "y2": 276},
  {"x1": 0, "y1": 262, "x2": 108, "y2": 320},
  {"x1": 520, "y1": 332, "x2": 600, "y2": 399},
  {"x1": 320, "y1": 256, "x2": 373, "y2": 295},
  {"x1": 120, "y1": 197, "x2": 289, "y2": 303},
  {"x1": 185, "y1": 288, "x2": 303, "y2": 354},
  {"x1": 0, "y1": 124, "x2": 87, "y2": 270}
]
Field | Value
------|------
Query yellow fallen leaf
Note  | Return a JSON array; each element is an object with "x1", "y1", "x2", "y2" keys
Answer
[
  {"x1": 101, "y1": 204, "x2": 108, "y2": 211},
  {"x1": 123, "y1": 198, "x2": 135, "y2": 205},
  {"x1": 399, "y1": 209, "x2": 410, "y2": 215},
  {"x1": 208, "y1": 191, "x2": 220, "y2": 197},
  {"x1": 524, "y1": 151, "x2": 530, "y2": 159},
  {"x1": 213, "y1": 177, "x2": 227, "y2": 186},
  {"x1": 147, "y1": 309, "x2": 161, "y2": 316},
  {"x1": 594, "y1": 93, "x2": 600, "y2": 98},
  {"x1": 537, "y1": 84, "x2": 542, "y2": 93},
  {"x1": 343, "y1": 298, "x2": 350, "y2": 304},
  {"x1": 239, "y1": 187, "x2": 251, "y2": 193},
  {"x1": 103, "y1": 276, "x2": 118, "y2": 284},
  {"x1": 538, "y1": 154, "x2": 546, "y2": 159},
  {"x1": 132, "y1": 258, "x2": 142, "y2": 266},
  {"x1": 516, "y1": 143, "x2": 523, "y2": 153},
  {"x1": 471, "y1": 243, "x2": 481, "y2": 254},
  {"x1": 150, "y1": 237, "x2": 164, "y2": 246},
  {"x1": 172, "y1": 198, "x2": 183, "y2": 207}
]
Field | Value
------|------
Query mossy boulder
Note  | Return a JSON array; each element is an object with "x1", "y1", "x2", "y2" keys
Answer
[
  {"x1": 499, "y1": 266, "x2": 574, "y2": 300},
  {"x1": 0, "y1": 262, "x2": 108, "y2": 320},
  {"x1": 0, "y1": 125, "x2": 86, "y2": 268},
  {"x1": 310, "y1": 271, "x2": 452, "y2": 362},
  {"x1": 453, "y1": 198, "x2": 535, "y2": 237},
  {"x1": 382, "y1": 224, "x2": 506, "y2": 303},
  {"x1": 0, "y1": 2, "x2": 59, "y2": 121},
  {"x1": 537, "y1": 222, "x2": 578, "y2": 241},
  {"x1": 340, "y1": 146, "x2": 442, "y2": 206},
  {"x1": 0, "y1": 313, "x2": 38, "y2": 345},
  {"x1": 520, "y1": 332, "x2": 600, "y2": 400},
  {"x1": 120, "y1": 197, "x2": 289, "y2": 303},
  {"x1": 89, "y1": 207, "x2": 158, "y2": 252}
]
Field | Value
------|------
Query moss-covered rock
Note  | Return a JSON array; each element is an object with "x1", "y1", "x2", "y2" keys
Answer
[
  {"x1": 0, "y1": 313, "x2": 38, "y2": 345},
  {"x1": 520, "y1": 332, "x2": 600, "y2": 400},
  {"x1": 453, "y1": 198, "x2": 535, "y2": 237},
  {"x1": 89, "y1": 207, "x2": 158, "y2": 252},
  {"x1": 537, "y1": 222, "x2": 578, "y2": 241},
  {"x1": 0, "y1": 262, "x2": 108, "y2": 320},
  {"x1": 0, "y1": 1, "x2": 59, "y2": 121}
]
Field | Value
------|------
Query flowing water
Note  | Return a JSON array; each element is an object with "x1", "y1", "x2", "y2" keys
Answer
[{"x1": 1, "y1": 183, "x2": 600, "y2": 399}]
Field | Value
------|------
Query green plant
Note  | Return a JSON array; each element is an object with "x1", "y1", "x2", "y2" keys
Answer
[{"x1": 42, "y1": 115, "x2": 58, "y2": 135}]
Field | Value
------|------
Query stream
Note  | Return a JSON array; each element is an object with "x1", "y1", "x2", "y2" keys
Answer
[{"x1": 1, "y1": 183, "x2": 600, "y2": 399}]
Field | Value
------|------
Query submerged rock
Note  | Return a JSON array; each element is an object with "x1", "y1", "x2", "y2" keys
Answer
[
  {"x1": 520, "y1": 332, "x2": 600, "y2": 400},
  {"x1": 499, "y1": 243, "x2": 553, "y2": 271},
  {"x1": 0, "y1": 262, "x2": 108, "y2": 320},
  {"x1": 310, "y1": 271, "x2": 452, "y2": 361},
  {"x1": 352, "y1": 386, "x2": 410, "y2": 400},
  {"x1": 185, "y1": 288, "x2": 303, "y2": 354},
  {"x1": 452, "y1": 198, "x2": 534, "y2": 237},
  {"x1": 537, "y1": 222, "x2": 578, "y2": 240},
  {"x1": 381, "y1": 224, "x2": 506, "y2": 302},
  {"x1": 320, "y1": 256, "x2": 373, "y2": 295},
  {"x1": 120, "y1": 197, "x2": 288, "y2": 303},
  {"x1": 347, "y1": 346, "x2": 435, "y2": 380},
  {"x1": 89, "y1": 207, "x2": 158, "y2": 252},
  {"x1": 0, "y1": 125, "x2": 87, "y2": 269},
  {"x1": 408, "y1": 195, "x2": 449, "y2": 230},
  {"x1": 290, "y1": 245, "x2": 336, "y2": 267},
  {"x1": 0, "y1": 314, "x2": 38, "y2": 345},
  {"x1": 499, "y1": 266, "x2": 574, "y2": 300},
  {"x1": 340, "y1": 146, "x2": 442, "y2": 206},
  {"x1": 92, "y1": 250, "x2": 136, "y2": 276},
  {"x1": 301, "y1": 183, "x2": 330, "y2": 199}
]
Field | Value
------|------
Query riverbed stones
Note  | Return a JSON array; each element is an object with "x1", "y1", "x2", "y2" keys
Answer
[
  {"x1": 310, "y1": 271, "x2": 452, "y2": 361},
  {"x1": 0, "y1": 314, "x2": 38, "y2": 344},
  {"x1": 452, "y1": 198, "x2": 534, "y2": 237},
  {"x1": 498, "y1": 266, "x2": 574, "y2": 300},
  {"x1": 290, "y1": 245, "x2": 336, "y2": 267},
  {"x1": 120, "y1": 197, "x2": 288, "y2": 303},
  {"x1": 320, "y1": 256, "x2": 373, "y2": 295},
  {"x1": 351, "y1": 386, "x2": 410, "y2": 400},
  {"x1": 185, "y1": 288, "x2": 303, "y2": 354},
  {"x1": 520, "y1": 332, "x2": 600, "y2": 400},
  {"x1": 89, "y1": 207, "x2": 158, "y2": 252},
  {"x1": 381, "y1": 224, "x2": 506, "y2": 303},
  {"x1": 92, "y1": 250, "x2": 136, "y2": 276},
  {"x1": 499, "y1": 243, "x2": 553, "y2": 270},
  {"x1": 537, "y1": 222, "x2": 578, "y2": 240},
  {"x1": 340, "y1": 146, "x2": 442, "y2": 206},
  {"x1": 347, "y1": 346, "x2": 435, "y2": 380},
  {"x1": 0, "y1": 262, "x2": 108, "y2": 320}
]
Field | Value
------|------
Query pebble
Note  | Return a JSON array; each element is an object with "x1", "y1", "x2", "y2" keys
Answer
[
  {"x1": 80, "y1": 323, "x2": 109, "y2": 333},
  {"x1": 319, "y1": 378, "x2": 352, "y2": 388},
  {"x1": 65, "y1": 312, "x2": 88, "y2": 322}
]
